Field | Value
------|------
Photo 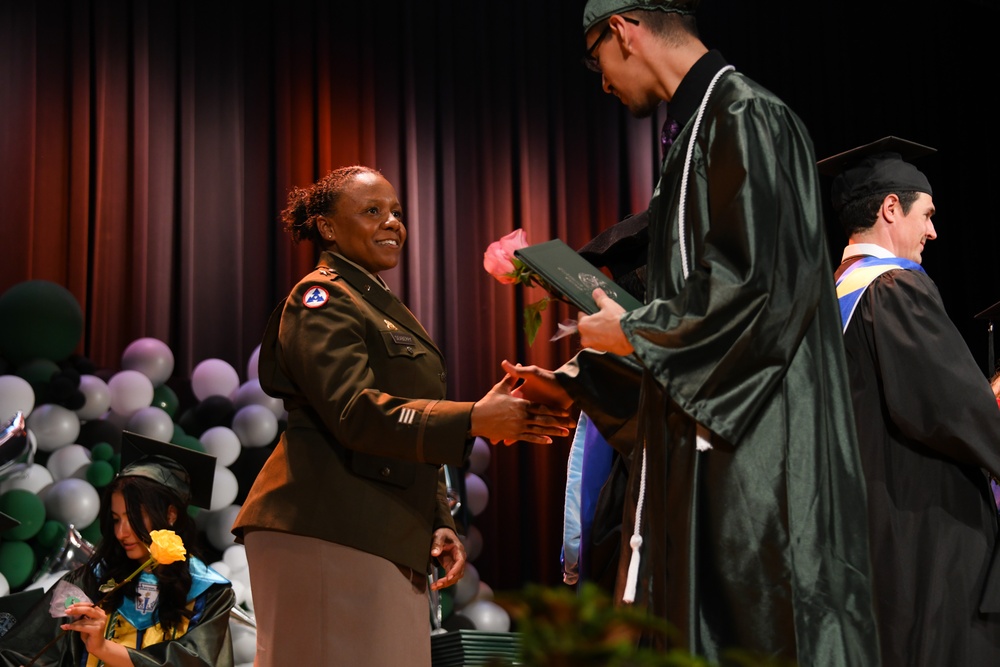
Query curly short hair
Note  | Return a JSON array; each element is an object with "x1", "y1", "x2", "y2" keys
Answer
[{"x1": 280, "y1": 166, "x2": 381, "y2": 244}]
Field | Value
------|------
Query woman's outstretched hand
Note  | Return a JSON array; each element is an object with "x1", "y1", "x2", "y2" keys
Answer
[{"x1": 470, "y1": 372, "x2": 575, "y2": 445}]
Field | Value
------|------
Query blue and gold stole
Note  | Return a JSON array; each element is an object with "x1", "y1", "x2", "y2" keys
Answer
[{"x1": 835, "y1": 255, "x2": 924, "y2": 332}]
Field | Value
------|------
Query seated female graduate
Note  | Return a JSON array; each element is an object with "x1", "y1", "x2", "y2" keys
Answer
[{"x1": 0, "y1": 433, "x2": 235, "y2": 667}]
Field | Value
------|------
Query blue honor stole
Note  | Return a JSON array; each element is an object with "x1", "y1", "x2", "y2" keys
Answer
[{"x1": 836, "y1": 255, "x2": 924, "y2": 332}]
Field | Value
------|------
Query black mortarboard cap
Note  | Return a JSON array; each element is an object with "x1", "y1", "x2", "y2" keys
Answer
[
  {"x1": 0, "y1": 587, "x2": 45, "y2": 637},
  {"x1": 817, "y1": 136, "x2": 936, "y2": 213},
  {"x1": 119, "y1": 431, "x2": 216, "y2": 509},
  {"x1": 975, "y1": 300, "x2": 1000, "y2": 376}
]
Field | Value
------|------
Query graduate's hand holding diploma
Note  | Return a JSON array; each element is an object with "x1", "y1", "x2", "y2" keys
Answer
[{"x1": 578, "y1": 288, "x2": 634, "y2": 356}]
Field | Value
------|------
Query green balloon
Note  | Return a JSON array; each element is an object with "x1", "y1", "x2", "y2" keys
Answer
[
  {"x1": 152, "y1": 384, "x2": 180, "y2": 417},
  {"x1": 0, "y1": 489, "x2": 46, "y2": 541},
  {"x1": 36, "y1": 520, "x2": 67, "y2": 550},
  {"x1": 0, "y1": 280, "x2": 84, "y2": 365},
  {"x1": 0, "y1": 540, "x2": 36, "y2": 589},
  {"x1": 175, "y1": 434, "x2": 205, "y2": 452},
  {"x1": 86, "y1": 460, "x2": 116, "y2": 488},
  {"x1": 15, "y1": 358, "x2": 60, "y2": 389},
  {"x1": 91, "y1": 441, "x2": 114, "y2": 462}
]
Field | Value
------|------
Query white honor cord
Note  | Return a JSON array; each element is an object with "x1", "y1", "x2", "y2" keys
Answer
[{"x1": 622, "y1": 64, "x2": 735, "y2": 605}]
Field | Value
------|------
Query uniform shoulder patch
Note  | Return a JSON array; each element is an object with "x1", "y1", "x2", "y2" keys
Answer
[{"x1": 303, "y1": 286, "x2": 330, "y2": 309}]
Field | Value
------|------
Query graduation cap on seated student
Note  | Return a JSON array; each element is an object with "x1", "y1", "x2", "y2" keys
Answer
[
  {"x1": 118, "y1": 431, "x2": 216, "y2": 510},
  {"x1": 816, "y1": 135, "x2": 936, "y2": 214}
]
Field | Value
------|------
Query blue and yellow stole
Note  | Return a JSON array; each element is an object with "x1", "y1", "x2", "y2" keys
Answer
[{"x1": 835, "y1": 255, "x2": 924, "y2": 332}]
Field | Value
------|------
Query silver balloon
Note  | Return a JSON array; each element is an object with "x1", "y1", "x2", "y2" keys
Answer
[
  {"x1": 32, "y1": 524, "x2": 95, "y2": 586},
  {"x1": 0, "y1": 411, "x2": 35, "y2": 483},
  {"x1": 442, "y1": 465, "x2": 461, "y2": 517},
  {"x1": 229, "y1": 604, "x2": 257, "y2": 629}
]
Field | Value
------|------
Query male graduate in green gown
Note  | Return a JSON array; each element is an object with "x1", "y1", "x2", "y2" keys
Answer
[{"x1": 505, "y1": 0, "x2": 880, "y2": 663}]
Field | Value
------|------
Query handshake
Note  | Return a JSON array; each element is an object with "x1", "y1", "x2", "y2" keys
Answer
[{"x1": 469, "y1": 360, "x2": 576, "y2": 447}]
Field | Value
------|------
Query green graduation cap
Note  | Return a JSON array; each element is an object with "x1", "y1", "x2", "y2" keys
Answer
[
  {"x1": 816, "y1": 136, "x2": 936, "y2": 213},
  {"x1": 119, "y1": 431, "x2": 217, "y2": 509},
  {"x1": 583, "y1": 0, "x2": 701, "y2": 32}
]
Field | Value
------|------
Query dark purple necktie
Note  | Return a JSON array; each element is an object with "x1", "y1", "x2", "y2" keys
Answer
[{"x1": 660, "y1": 117, "x2": 680, "y2": 159}]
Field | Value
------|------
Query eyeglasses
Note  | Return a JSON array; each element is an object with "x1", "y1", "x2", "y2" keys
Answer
[{"x1": 582, "y1": 17, "x2": 639, "y2": 73}]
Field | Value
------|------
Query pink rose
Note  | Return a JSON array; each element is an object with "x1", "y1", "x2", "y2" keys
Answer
[{"x1": 483, "y1": 229, "x2": 528, "y2": 283}]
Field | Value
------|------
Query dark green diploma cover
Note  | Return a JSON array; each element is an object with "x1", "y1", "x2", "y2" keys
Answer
[{"x1": 514, "y1": 239, "x2": 643, "y2": 314}]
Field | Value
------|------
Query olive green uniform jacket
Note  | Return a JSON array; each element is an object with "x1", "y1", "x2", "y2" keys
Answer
[{"x1": 232, "y1": 252, "x2": 473, "y2": 573}]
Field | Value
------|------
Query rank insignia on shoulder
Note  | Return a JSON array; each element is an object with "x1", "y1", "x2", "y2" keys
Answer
[
  {"x1": 303, "y1": 286, "x2": 330, "y2": 309},
  {"x1": 384, "y1": 319, "x2": 398, "y2": 330}
]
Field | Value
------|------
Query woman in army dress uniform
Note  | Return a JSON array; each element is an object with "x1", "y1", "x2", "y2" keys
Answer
[{"x1": 232, "y1": 166, "x2": 572, "y2": 666}]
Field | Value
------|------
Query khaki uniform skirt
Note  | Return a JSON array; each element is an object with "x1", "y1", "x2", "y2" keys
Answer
[{"x1": 245, "y1": 530, "x2": 430, "y2": 667}]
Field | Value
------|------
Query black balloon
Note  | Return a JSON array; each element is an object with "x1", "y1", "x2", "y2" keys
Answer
[{"x1": 77, "y1": 419, "x2": 123, "y2": 450}]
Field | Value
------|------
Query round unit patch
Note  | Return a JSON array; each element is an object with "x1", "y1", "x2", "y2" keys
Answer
[{"x1": 303, "y1": 286, "x2": 330, "y2": 309}]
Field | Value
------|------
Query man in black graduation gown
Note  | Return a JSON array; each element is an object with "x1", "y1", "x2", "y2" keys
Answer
[
  {"x1": 506, "y1": 0, "x2": 880, "y2": 663},
  {"x1": 823, "y1": 137, "x2": 1000, "y2": 666}
]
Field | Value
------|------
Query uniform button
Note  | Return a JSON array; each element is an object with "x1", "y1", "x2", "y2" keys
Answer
[
  {"x1": 364, "y1": 284, "x2": 372, "y2": 292},
  {"x1": 406, "y1": 346, "x2": 414, "y2": 355},
  {"x1": 380, "y1": 467, "x2": 391, "y2": 477},
  {"x1": 439, "y1": 372, "x2": 447, "y2": 382}
]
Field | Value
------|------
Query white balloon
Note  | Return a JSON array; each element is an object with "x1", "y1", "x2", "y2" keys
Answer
[
  {"x1": 457, "y1": 599, "x2": 510, "y2": 633},
  {"x1": 476, "y1": 581, "x2": 495, "y2": 602},
  {"x1": 26, "y1": 404, "x2": 80, "y2": 452},
  {"x1": 0, "y1": 462, "x2": 54, "y2": 495},
  {"x1": 0, "y1": 572, "x2": 8, "y2": 597},
  {"x1": 222, "y1": 544, "x2": 249, "y2": 574},
  {"x1": 209, "y1": 560, "x2": 232, "y2": 579},
  {"x1": 200, "y1": 426, "x2": 242, "y2": 467},
  {"x1": 464, "y1": 473, "x2": 489, "y2": 517},
  {"x1": 121, "y1": 337, "x2": 175, "y2": 386},
  {"x1": 229, "y1": 578, "x2": 247, "y2": 606},
  {"x1": 233, "y1": 631, "x2": 257, "y2": 666},
  {"x1": 232, "y1": 379, "x2": 285, "y2": 420},
  {"x1": 242, "y1": 581, "x2": 255, "y2": 612},
  {"x1": 46, "y1": 444, "x2": 92, "y2": 480},
  {"x1": 210, "y1": 466, "x2": 239, "y2": 511},
  {"x1": 461, "y1": 525, "x2": 483, "y2": 562},
  {"x1": 107, "y1": 370, "x2": 154, "y2": 417},
  {"x1": 102, "y1": 409, "x2": 131, "y2": 430},
  {"x1": 191, "y1": 359, "x2": 240, "y2": 402},
  {"x1": 43, "y1": 478, "x2": 101, "y2": 527},
  {"x1": 468, "y1": 438, "x2": 492, "y2": 475},
  {"x1": 0, "y1": 374, "x2": 35, "y2": 419},
  {"x1": 26, "y1": 569, "x2": 69, "y2": 593},
  {"x1": 453, "y1": 563, "x2": 480, "y2": 609},
  {"x1": 231, "y1": 405, "x2": 278, "y2": 448},
  {"x1": 205, "y1": 504, "x2": 242, "y2": 551},
  {"x1": 246, "y1": 345, "x2": 261, "y2": 381},
  {"x1": 75, "y1": 375, "x2": 111, "y2": 421},
  {"x1": 126, "y1": 406, "x2": 175, "y2": 442}
]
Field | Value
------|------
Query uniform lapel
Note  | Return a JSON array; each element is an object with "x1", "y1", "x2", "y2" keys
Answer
[{"x1": 321, "y1": 252, "x2": 443, "y2": 358}]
